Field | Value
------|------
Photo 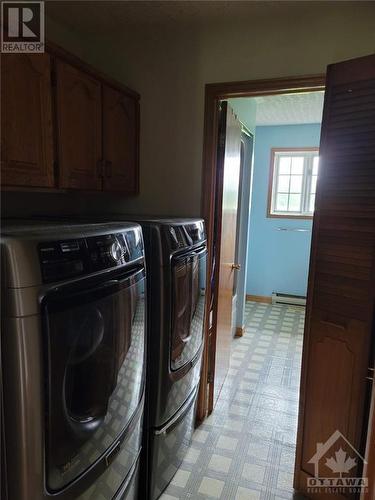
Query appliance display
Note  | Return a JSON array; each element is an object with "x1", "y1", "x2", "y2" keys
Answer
[
  {"x1": 123, "y1": 217, "x2": 207, "y2": 500},
  {"x1": 1, "y1": 221, "x2": 146, "y2": 500}
]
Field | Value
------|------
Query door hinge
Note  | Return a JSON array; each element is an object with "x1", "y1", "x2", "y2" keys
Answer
[
  {"x1": 219, "y1": 131, "x2": 226, "y2": 149},
  {"x1": 366, "y1": 367, "x2": 375, "y2": 382},
  {"x1": 207, "y1": 333, "x2": 214, "y2": 385}
]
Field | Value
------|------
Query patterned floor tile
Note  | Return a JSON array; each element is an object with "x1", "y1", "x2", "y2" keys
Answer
[
  {"x1": 208, "y1": 454, "x2": 233, "y2": 473},
  {"x1": 198, "y1": 477, "x2": 225, "y2": 498},
  {"x1": 171, "y1": 470, "x2": 191, "y2": 488},
  {"x1": 235, "y1": 486, "x2": 261, "y2": 500},
  {"x1": 162, "y1": 302, "x2": 306, "y2": 500}
]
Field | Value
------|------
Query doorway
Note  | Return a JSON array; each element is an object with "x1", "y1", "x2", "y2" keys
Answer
[
  {"x1": 195, "y1": 76, "x2": 328, "y2": 500},
  {"x1": 197, "y1": 75, "x2": 325, "y2": 421},
  {"x1": 193, "y1": 88, "x2": 323, "y2": 498},
  {"x1": 198, "y1": 76, "x2": 325, "y2": 418}
]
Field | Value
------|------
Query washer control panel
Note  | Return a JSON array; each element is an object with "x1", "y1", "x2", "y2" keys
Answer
[
  {"x1": 168, "y1": 220, "x2": 205, "y2": 250},
  {"x1": 38, "y1": 229, "x2": 142, "y2": 283},
  {"x1": 86, "y1": 233, "x2": 129, "y2": 269}
]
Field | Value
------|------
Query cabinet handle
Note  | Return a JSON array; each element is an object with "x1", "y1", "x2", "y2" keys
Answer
[
  {"x1": 105, "y1": 160, "x2": 112, "y2": 178},
  {"x1": 232, "y1": 263, "x2": 241, "y2": 270},
  {"x1": 97, "y1": 159, "x2": 106, "y2": 178}
]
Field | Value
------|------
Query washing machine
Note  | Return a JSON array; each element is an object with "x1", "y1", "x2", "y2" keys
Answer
[
  {"x1": 1, "y1": 220, "x2": 147, "y2": 500},
  {"x1": 121, "y1": 217, "x2": 207, "y2": 500}
]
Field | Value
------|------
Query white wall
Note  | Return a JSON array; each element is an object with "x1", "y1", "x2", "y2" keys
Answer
[{"x1": 3, "y1": 3, "x2": 375, "y2": 217}]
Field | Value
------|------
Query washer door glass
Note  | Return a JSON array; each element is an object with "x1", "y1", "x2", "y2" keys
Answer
[
  {"x1": 43, "y1": 269, "x2": 145, "y2": 491},
  {"x1": 171, "y1": 247, "x2": 206, "y2": 370}
]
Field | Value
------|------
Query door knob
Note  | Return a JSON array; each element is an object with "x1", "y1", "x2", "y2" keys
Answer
[{"x1": 232, "y1": 263, "x2": 241, "y2": 270}]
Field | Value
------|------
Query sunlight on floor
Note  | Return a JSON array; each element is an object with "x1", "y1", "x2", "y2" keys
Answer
[{"x1": 161, "y1": 301, "x2": 305, "y2": 500}]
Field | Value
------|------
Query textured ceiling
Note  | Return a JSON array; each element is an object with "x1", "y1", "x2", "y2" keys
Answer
[
  {"x1": 254, "y1": 91, "x2": 324, "y2": 126},
  {"x1": 45, "y1": 1, "x2": 355, "y2": 35},
  {"x1": 45, "y1": 1, "x2": 283, "y2": 33}
]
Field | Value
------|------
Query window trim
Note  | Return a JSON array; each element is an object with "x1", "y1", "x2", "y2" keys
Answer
[{"x1": 267, "y1": 147, "x2": 319, "y2": 219}]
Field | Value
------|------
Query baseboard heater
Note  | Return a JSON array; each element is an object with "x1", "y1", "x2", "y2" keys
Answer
[{"x1": 271, "y1": 292, "x2": 306, "y2": 306}]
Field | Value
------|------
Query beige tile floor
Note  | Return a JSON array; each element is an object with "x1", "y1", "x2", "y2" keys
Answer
[{"x1": 160, "y1": 301, "x2": 306, "y2": 500}]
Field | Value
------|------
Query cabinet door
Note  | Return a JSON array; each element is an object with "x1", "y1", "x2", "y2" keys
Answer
[
  {"x1": 55, "y1": 60, "x2": 102, "y2": 190},
  {"x1": 1, "y1": 54, "x2": 54, "y2": 188},
  {"x1": 294, "y1": 54, "x2": 375, "y2": 498},
  {"x1": 102, "y1": 86, "x2": 139, "y2": 193}
]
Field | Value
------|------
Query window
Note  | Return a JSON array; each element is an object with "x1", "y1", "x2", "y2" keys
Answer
[{"x1": 268, "y1": 148, "x2": 319, "y2": 218}]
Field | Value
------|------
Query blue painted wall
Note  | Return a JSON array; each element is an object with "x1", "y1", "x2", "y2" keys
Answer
[{"x1": 246, "y1": 123, "x2": 321, "y2": 297}]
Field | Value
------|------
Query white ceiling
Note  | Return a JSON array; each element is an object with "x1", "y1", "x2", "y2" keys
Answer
[{"x1": 254, "y1": 92, "x2": 324, "y2": 126}]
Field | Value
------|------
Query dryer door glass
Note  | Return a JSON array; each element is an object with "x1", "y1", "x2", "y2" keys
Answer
[
  {"x1": 42, "y1": 269, "x2": 146, "y2": 491},
  {"x1": 171, "y1": 247, "x2": 206, "y2": 370}
]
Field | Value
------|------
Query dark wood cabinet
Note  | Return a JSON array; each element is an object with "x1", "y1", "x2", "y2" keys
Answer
[
  {"x1": 1, "y1": 53, "x2": 54, "y2": 188},
  {"x1": 102, "y1": 85, "x2": 139, "y2": 193},
  {"x1": 55, "y1": 60, "x2": 102, "y2": 190},
  {"x1": 1, "y1": 46, "x2": 140, "y2": 194}
]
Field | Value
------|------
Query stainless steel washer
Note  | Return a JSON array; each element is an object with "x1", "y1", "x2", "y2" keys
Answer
[{"x1": 1, "y1": 221, "x2": 147, "y2": 500}]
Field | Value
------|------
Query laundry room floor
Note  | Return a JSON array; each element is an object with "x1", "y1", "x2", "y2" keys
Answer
[{"x1": 160, "y1": 301, "x2": 306, "y2": 500}]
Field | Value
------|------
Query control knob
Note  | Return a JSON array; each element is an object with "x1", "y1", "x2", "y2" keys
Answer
[{"x1": 108, "y1": 241, "x2": 123, "y2": 263}]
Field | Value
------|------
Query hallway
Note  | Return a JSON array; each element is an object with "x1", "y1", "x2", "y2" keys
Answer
[{"x1": 161, "y1": 301, "x2": 305, "y2": 500}]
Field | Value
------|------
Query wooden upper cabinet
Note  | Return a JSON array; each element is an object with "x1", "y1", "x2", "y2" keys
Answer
[
  {"x1": 1, "y1": 45, "x2": 139, "y2": 193},
  {"x1": 102, "y1": 85, "x2": 139, "y2": 193},
  {"x1": 55, "y1": 60, "x2": 102, "y2": 190},
  {"x1": 1, "y1": 53, "x2": 54, "y2": 188}
]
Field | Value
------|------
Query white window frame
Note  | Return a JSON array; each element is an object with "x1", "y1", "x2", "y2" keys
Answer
[{"x1": 268, "y1": 148, "x2": 319, "y2": 219}]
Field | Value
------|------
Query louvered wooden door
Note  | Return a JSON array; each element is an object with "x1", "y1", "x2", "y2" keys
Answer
[
  {"x1": 1, "y1": 54, "x2": 54, "y2": 187},
  {"x1": 295, "y1": 54, "x2": 375, "y2": 498}
]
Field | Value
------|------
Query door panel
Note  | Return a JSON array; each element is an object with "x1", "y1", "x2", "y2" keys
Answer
[
  {"x1": 56, "y1": 60, "x2": 102, "y2": 190},
  {"x1": 295, "y1": 54, "x2": 375, "y2": 498},
  {"x1": 1, "y1": 54, "x2": 54, "y2": 187},
  {"x1": 212, "y1": 102, "x2": 242, "y2": 406},
  {"x1": 171, "y1": 249, "x2": 206, "y2": 371},
  {"x1": 103, "y1": 85, "x2": 138, "y2": 193},
  {"x1": 301, "y1": 309, "x2": 368, "y2": 478},
  {"x1": 44, "y1": 272, "x2": 145, "y2": 490}
]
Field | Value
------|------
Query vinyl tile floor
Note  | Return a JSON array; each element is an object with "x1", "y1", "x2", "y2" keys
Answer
[{"x1": 161, "y1": 301, "x2": 307, "y2": 500}]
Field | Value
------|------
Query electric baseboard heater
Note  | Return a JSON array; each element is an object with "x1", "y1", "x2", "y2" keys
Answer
[{"x1": 271, "y1": 292, "x2": 306, "y2": 306}]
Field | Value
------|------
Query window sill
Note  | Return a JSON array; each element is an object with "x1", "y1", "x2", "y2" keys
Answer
[{"x1": 267, "y1": 212, "x2": 314, "y2": 220}]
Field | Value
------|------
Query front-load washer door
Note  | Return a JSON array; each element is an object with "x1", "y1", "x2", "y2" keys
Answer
[
  {"x1": 42, "y1": 268, "x2": 146, "y2": 491},
  {"x1": 171, "y1": 246, "x2": 207, "y2": 371}
]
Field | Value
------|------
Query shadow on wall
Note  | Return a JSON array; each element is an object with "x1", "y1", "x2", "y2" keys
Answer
[{"x1": 246, "y1": 123, "x2": 321, "y2": 298}]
